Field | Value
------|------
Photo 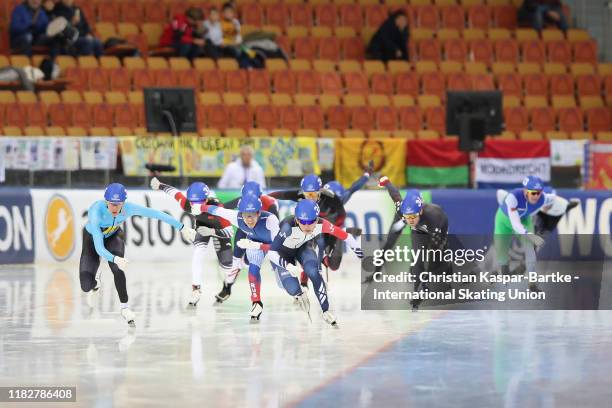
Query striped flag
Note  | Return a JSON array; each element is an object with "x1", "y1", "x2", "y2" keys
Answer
[
  {"x1": 406, "y1": 139, "x2": 469, "y2": 186},
  {"x1": 475, "y1": 140, "x2": 551, "y2": 189}
]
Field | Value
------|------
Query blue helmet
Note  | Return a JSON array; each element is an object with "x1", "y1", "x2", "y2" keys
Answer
[
  {"x1": 295, "y1": 199, "x2": 320, "y2": 224},
  {"x1": 400, "y1": 189, "x2": 423, "y2": 215},
  {"x1": 186, "y1": 182, "x2": 210, "y2": 204},
  {"x1": 238, "y1": 196, "x2": 262, "y2": 213},
  {"x1": 241, "y1": 181, "x2": 262, "y2": 198},
  {"x1": 300, "y1": 174, "x2": 322, "y2": 192},
  {"x1": 323, "y1": 181, "x2": 345, "y2": 198},
  {"x1": 522, "y1": 175, "x2": 544, "y2": 191},
  {"x1": 104, "y1": 183, "x2": 127, "y2": 203}
]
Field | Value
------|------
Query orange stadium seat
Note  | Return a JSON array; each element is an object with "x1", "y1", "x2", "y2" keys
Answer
[
  {"x1": 444, "y1": 39, "x2": 468, "y2": 62},
  {"x1": 418, "y1": 38, "x2": 442, "y2": 63},
  {"x1": 577, "y1": 74, "x2": 602, "y2": 97},
  {"x1": 144, "y1": 2, "x2": 168, "y2": 23},
  {"x1": 297, "y1": 71, "x2": 321, "y2": 94},
  {"x1": 371, "y1": 73, "x2": 394, "y2": 94},
  {"x1": 326, "y1": 105, "x2": 350, "y2": 131},
  {"x1": 523, "y1": 73, "x2": 549, "y2": 97},
  {"x1": 71, "y1": 103, "x2": 92, "y2": 130},
  {"x1": 340, "y1": 4, "x2": 363, "y2": 31},
  {"x1": 207, "y1": 105, "x2": 230, "y2": 131},
  {"x1": 272, "y1": 71, "x2": 296, "y2": 94},
  {"x1": 318, "y1": 38, "x2": 341, "y2": 60},
  {"x1": 341, "y1": 38, "x2": 365, "y2": 60},
  {"x1": 316, "y1": 4, "x2": 338, "y2": 28},
  {"x1": 92, "y1": 104, "x2": 114, "y2": 128},
  {"x1": 26, "y1": 103, "x2": 47, "y2": 127},
  {"x1": 504, "y1": 107, "x2": 529, "y2": 133},
  {"x1": 350, "y1": 106, "x2": 375, "y2": 132},
  {"x1": 344, "y1": 72, "x2": 369, "y2": 95},
  {"x1": 279, "y1": 106, "x2": 301, "y2": 132},
  {"x1": 48, "y1": 103, "x2": 72, "y2": 128},
  {"x1": 547, "y1": 41, "x2": 572, "y2": 65},
  {"x1": 225, "y1": 71, "x2": 248, "y2": 94},
  {"x1": 376, "y1": 106, "x2": 398, "y2": 131},
  {"x1": 155, "y1": 69, "x2": 180, "y2": 87},
  {"x1": 241, "y1": 3, "x2": 264, "y2": 26},
  {"x1": 494, "y1": 5, "x2": 517, "y2": 29},
  {"x1": 558, "y1": 107, "x2": 584, "y2": 133},
  {"x1": 421, "y1": 72, "x2": 446, "y2": 99},
  {"x1": 468, "y1": 5, "x2": 492, "y2": 30},
  {"x1": 294, "y1": 37, "x2": 318, "y2": 60},
  {"x1": 447, "y1": 72, "x2": 472, "y2": 91},
  {"x1": 399, "y1": 106, "x2": 423, "y2": 132},
  {"x1": 229, "y1": 105, "x2": 254, "y2": 131},
  {"x1": 255, "y1": 105, "x2": 279, "y2": 130},
  {"x1": 201, "y1": 71, "x2": 225, "y2": 93},
  {"x1": 470, "y1": 39, "x2": 494, "y2": 66},
  {"x1": 573, "y1": 40, "x2": 598, "y2": 64},
  {"x1": 132, "y1": 69, "x2": 156, "y2": 90},
  {"x1": 521, "y1": 40, "x2": 546, "y2": 65},
  {"x1": 320, "y1": 72, "x2": 343, "y2": 95},
  {"x1": 177, "y1": 69, "x2": 201, "y2": 90},
  {"x1": 424, "y1": 106, "x2": 445, "y2": 133},
  {"x1": 290, "y1": 4, "x2": 313, "y2": 28},
  {"x1": 531, "y1": 107, "x2": 556, "y2": 133},
  {"x1": 586, "y1": 107, "x2": 611, "y2": 133},
  {"x1": 550, "y1": 74, "x2": 575, "y2": 96},
  {"x1": 441, "y1": 5, "x2": 465, "y2": 31},
  {"x1": 248, "y1": 70, "x2": 271, "y2": 94},
  {"x1": 495, "y1": 39, "x2": 519, "y2": 64},
  {"x1": 108, "y1": 68, "x2": 131, "y2": 92},
  {"x1": 417, "y1": 5, "x2": 440, "y2": 30},
  {"x1": 301, "y1": 106, "x2": 325, "y2": 131},
  {"x1": 498, "y1": 73, "x2": 522, "y2": 97},
  {"x1": 4, "y1": 104, "x2": 26, "y2": 127},
  {"x1": 365, "y1": 4, "x2": 388, "y2": 28},
  {"x1": 114, "y1": 104, "x2": 139, "y2": 128}
]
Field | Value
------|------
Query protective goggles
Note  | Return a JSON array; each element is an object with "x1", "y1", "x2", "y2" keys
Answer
[
  {"x1": 527, "y1": 189, "x2": 543, "y2": 197},
  {"x1": 303, "y1": 191, "x2": 320, "y2": 200},
  {"x1": 403, "y1": 213, "x2": 419, "y2": 221},
  {"x1": 297, "y1": 218, "x2": 317, "y2": 225},
  {"x1": 241, "y1": 211, "x2": 259, "y2": 219}
]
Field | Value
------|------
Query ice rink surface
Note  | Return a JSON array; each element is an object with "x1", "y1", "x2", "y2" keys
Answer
[{"x1": 1, "y1": 257, "x2": 612, "y2": 408}]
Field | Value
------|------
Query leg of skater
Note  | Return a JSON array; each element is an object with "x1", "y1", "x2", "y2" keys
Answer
[
  {"x1": 216, "y1": 231, "x2": 244, "y2": 303},
  {"x1": 246, "y1": 248, "x2": 265, "y2": 321},
  {"x1": 298, "y1": 245, "x2": 337, "y2": 327},
  {"x1": 104, "y1": 230, "x2": 134, "y2": 326},
  {"x1": 188, "y1": 237, "x2": 209, "y2": 307},
  {"x1": 79, "y1": 228, "x2": 101, "y2": 309}
]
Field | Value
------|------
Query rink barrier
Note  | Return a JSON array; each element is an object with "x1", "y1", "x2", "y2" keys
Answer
[{"x1": 0, "y1": 188, "x2": 609, "y2": 264}]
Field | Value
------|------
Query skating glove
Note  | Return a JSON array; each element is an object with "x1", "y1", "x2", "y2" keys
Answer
[
  {"x1": 113, "y1": 256, "x2": 128, "y2": 270},
  {"x1": 378, "y1": 176, "x2": 390, "y2": 188},
  {"x1": 196, "y1": 226, "x2": 216, "y2": 236},
  {"x1": 150, "y1": 177, "x2": 161, "y2": 190},
  {"x1": 180, "y1": 225, "x2": 197, "y2": 242},
  {"x1": 525, "y1": 233, "x2": 545, "y2": 249},
  {"x1": 236, "y1": 238, "x2": 262, "y2": 250},
  {"x1": 345, "y1": 234, "x2": 364, "y2": 259},
  {"x1": 285, "y1": 263, "x2": 301, "y2": 278}
]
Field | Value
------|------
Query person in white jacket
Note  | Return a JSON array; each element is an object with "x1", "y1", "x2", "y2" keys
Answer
[{"x1": 218, "y1": 146, "x2": 266, "y2": 189}]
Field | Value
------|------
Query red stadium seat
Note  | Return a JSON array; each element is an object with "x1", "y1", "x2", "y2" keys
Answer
[
  {"x1": 97, "y1": 1, "x2": 120, "y2": 23},
  {"x1": 421, "y1": 72, "x2": 446, "y2": 99},
  {"x1": 155, "y1": 69, "x2": 179, "y2": 87},
  {"x1": 447, "y1": 72, "x2": 472, "y2": 91},
  {"x1": 207, "y1": 105, "x2": 230, "y2": 131},
  {"x1": 497, "y1": 73, "x2": 522, "y2": 97},
  {"x1": 316, "y1": 4, "x2": 338, "y2": 28},
  {"x1": 395, "y1": 72, "x2": 420, "y2": 96},
  {"x1": 577, "y1": 74, "x2": 602, "y2": 97},
  {"x1": 301, "y1": 106, "x2": 324, "y2": 131},
  {"x1": 4, "y1": 103, "x2": 26, "y2": 127},
  {"x1": 318, "y1": 38, "x2": 341, "y2": 61},
  {"x1": 494, "y1": 5, "x2": 517, "y2": 29},
  {"x1": 248, "y1": 70, "x2": 271, "y2": 94},
  {"x1": 573, "y1": 40, "x2": 598, "y2": 64},
  {"x1": 225, "y1": 71, "x2": 248, "y2": 94},
  {"x1": 344, "y1": 72, "x2": 369, "y2": 95},
  {"x1": 444, "y1": 38, "x2": 468, "y2": 62},
  {"x1": 550, "y1": 74, "x2": 575, "y2": 96},
  {"x1": 504, "y1": 107, "x2": 529, "y2": 133},
  {"x1": 351, "y1": 106, "x2": 375, "y2": 132},
  {"x1": 265, "y1": 4, "x2": 289, "y2": 29},
  {"x1": 417, "y1": 5, "x2": 440, "y2": 30},
  {"x1": 531, "y1": 107, "x2": 556, "y2": 133},
  {"x1": 468, "y1": 5, "x2": 492, "y2": 30},
  {"x1": 92, "y1": 103, "x2": 114, "y2": 128},
  {"x1": 144, "y1": 2, "x2": 168, "y2": 23},
  {"x1": 375, "y1": 106, "x2": 398, "y2": 131},
  {"x1": 229, "y1": 105, "x2": 254, "y2": 130},
  {"x1": 241, "y1": 3, "x2": 264, "y2": 27},
  {"x1": 255, "y1": 105, "x2": 279, "y2": 131},
  {"x1": 132, "y1": 68, "x2": 156, "y2": 90},
  {"x1": 201, "y1": 70, "x2": 225, "y2": 93},
  {"x1": 25, "y1": 102, "x2": 47, "y2": 127},
  {"x1": 547, "y1": 41, "x2": 572, "y2": 65},
  {"x1": 279, "y1": 106, "x2": 301, "y2": 132},
  {"x1": 294, "y1": 37, "x2": 318, "y2": 60},
  {"x1": 109, "y1": 68, "x2": 131, "y2": 92},
  {"x1": 65, "y1": 67, "x2": 88, "y2": 91},
  {"x1": 418, "y1": 39, "x2": 441, "y2": 63},
  {"x1": 290, "y1": 4, "x2": 313, "y2": 28},
  {"x1": 342, "y1": 38, "x2": 365, "y2": 60},
  {"x1": 273, "y1": 71, "x2": 296, "y2": 94},
  {"x1": 178, "y1": 69, "x2": 201, "y2": 90},
  {"x1": 523, "y1": 73, "x2": 549, "y2": 96},
  {"x1": 441, "y1": 5, "x2": 465, "y2": 31},
  {"x1": 495, "y1": 39, "x2": 519, "y2": 64},
  {"x1": 557, "y1": 107, "x2": 584, "y2": 133},
  {"x1": 471, "y1": 74, "x2": 495, "y2": 90},
  {"x1": 470, "y1": 39, "x2": 494, "y2": 66},
  {"x1": 114, "y1": 104, "x2": 139, "y2": 128},
  {"x1": 586, "y1": 107, "x2": 611, "y2": 133},
  {"x1": 371, "y1": 73, "x2": 394, "y2": 94},
  {"x1": 326, "y1": 105, "x2": 350, "y2": 131},
  {"x1": 72, "y1": 103, "x2": 92, "y2": 129},
  {"x1": 399, "y1": 106, "x2": 423, "y2": 131},
  {"x1": 424, "y1": 106, "x2": 445, "y2": 133},
  {"x1": 48, "y1": 103, "x2": 73, "y2": 128},
  {"x1": 340, "y1": 4, "x2": 363, "y2": 31},
  {"x1": 296, "y1": 71, "x2": 321, "y2": 94},
  {"x1": 320, "y1": 72, "x2": 343, "y2": 95},
  {"x1": 521, "y1": 40, "x2": 546, "y2": 65},
  {"x1": 365, "y1": 5, "x2": 388, "y2": 28}
]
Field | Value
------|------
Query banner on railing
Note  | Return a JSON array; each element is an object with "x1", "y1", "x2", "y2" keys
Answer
[
  {"x1": 119, "y1": 136, "x2": 320, "y2": 177},
  {"x1": 586, "y1": 142, "x2": 612, "y2": 189},
  {"x1": 80, "y1": 137, "x2": 118, "y2": 170},
  {"x1": 1, "y1": 137, "x2": 80, "y2": 171},
  {"x1": 406, "y1": 139, "x2": 469, "y2": 186}
]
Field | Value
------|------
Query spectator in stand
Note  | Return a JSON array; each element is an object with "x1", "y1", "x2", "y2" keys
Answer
[
  {"x1": 9, "y1": 0, "x2": 51, "y2": 56},
  {"x1": 366, "y1": 10, "x2": 409, "y2": 63},
  {"x1": 160, "y1": 7, "x2": 206, "y2": 60},
  {"x1": 217, "y1": 146, "x2": 266, "y2": 189},
  {"x1": 215, "y1": 3, "x2": 242, "y2": 58},
  {"x1": 518, "y1": 0, "x2": 568, "y2": 33},
  {"x1": 51, "y1": 0, "x2": 103, "y2": 56},
  {"x1": 203, "y1": 7, "x2": 227, "y2": 58}
]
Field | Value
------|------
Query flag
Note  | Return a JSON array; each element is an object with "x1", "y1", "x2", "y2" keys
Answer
[
  {"x1": 406, "y1": 139, "x2": 469, "y2": 186},
  {"x1": 334, "y1": 138, "x2": 406, "y2": 187},
  {"x1": 585, "y1": 142, "x2": 612, "y2": 189},
  {"x1": 475, "y1": 139, "x2": 550, "y2": 189}
]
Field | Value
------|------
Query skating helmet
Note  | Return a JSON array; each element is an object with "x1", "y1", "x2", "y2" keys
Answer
[
  {"x1": 400, "y1": 189, "x2": 423, "y2": 215},
  {"x1": 241, "y1": 181, "x2": 262, "y2": 198},
  {"x1": 323, "y1": 181, "x2": 345, "y2": 198},
  {"x1": 300, "y1": 174, "x2": 322, "y2": 192},
  {"x1": 104, "y1": 183, "x2": 127, "y2": 203},
  {"x1": 522, "y1": 175, "x2": 544, "y2": 191},
  {"x1": 295, "y1": 199, "x2": 319, "y2": 224},
  {"x1": 238, "y1": 196, "x2": 262, "y2": 213},
  {"x1": 187, "y1": 182, "x2": 210, "y2": 204}
]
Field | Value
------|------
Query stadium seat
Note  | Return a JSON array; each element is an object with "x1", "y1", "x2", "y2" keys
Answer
[
  {"x1": 504, "y1": 107, "x2": 529, "y2": 133},
  {"x1": 290, "y1": 4, "x2": 313, "y2": 28},
  {"x1": 301, "y1": 106, "x2": 325, "y2": 131},
  {"x1": 375, "y1": 106, "x2": 398, "y2": 131},
  {"x1": 579, "y1": 96, "x2": 604, "y2": 109},
  {"x1": 573, "y1": 40, "x2": 598, "y2": 64},
  {"x1": 523, "y1": 74, "x2": 549, "y2": 97},
  {"x1": 272, "y1": 71, "x2": 296, "y2": 95},
  {"x1": 399, "y1": 106, "x2": 423, "y2": 131},
  {"x1": 465, "y1": 62, "x2": 488, "y2": 75},
  {"x1": 318, "y1": 38, "x2": 341, "y2": 61},
  {"x1": 440, "y1": 61, "x2": 463, "y2": 74},
  {"x1": 369, "y1": 130, "x2": 392, "y2": 138},
  {"x1": 365, "y1": 4, "x2": 389, "y2": 27},
  {"x1": 424, "y1": 106, "x2": 445, "y2": 133},
  {"x1": 23, "y1": 126, "x2": 45, "y2": 136},
  {"x1": 316, "y1": 4, "x2": 338, "y2": 28},
  {"x1": 392, "y1": 95, "x2": 416, "y2": 107},
  {"x1": 394, "y1": 73, "x2": 420, "y2": 96},
  {"x1": 418, "y1": 39, "x2": 442, "y2": 63},
  {"x1": 39, "y1": 91, "x2": 60, "y2": 105},
  {"x1": 547, "y1": 41, "x2": 572, "y2": 65},
  {"x1": 519, "y1": 130, "x2": 544, "y2": 141},
  {"x1": 4, "y1": 104, "x2": 26, "y2": 127},
  {"x1": 415, "y1": 61, "x2": 437, "y2": 74},
  {"x1": 225, "y1": 71, "x2": 248, "y2": 94},
  {"x1": 441, "y1": 5, "x2": 465, "y2": 30},
  {"x1": 550, "y1": 74, "x2": 575, "y2": 96},
  {"x1": 207, "y1": 105, "x2": 230, "y2": 131},
  {"x1": 558, "y1": 107, "x2": 584, "y2": 133},
  {"x1": 470, "y1": 39, "x2": 494, "y2": 66},
  {"x1": 417, "y1": 5, "x2": 440, "y2": 30},
  {"x1": 447, "y1": 72, "x2": 472, "y2": 90},
  {"x1": 297, "y1": 71, "x2": 321, "y2": 94},
  {"x1": 229, "y1": 106, "x2": 254, "y2": 131},
  {"x1": 370, "y1": 73, "x2": 394, "y2": 94},
  {"x1": 132, "y1": 69, "x2": 156, "y2": 90},
  {"x1": 471, "y1": 74, "x2": 495, "y2": 90},
  {"x1": 503, "y1": 95, "x2": 521, "y2": 108},
  {"x1": 340, "y1": 4, "x2": 363, "y2": 30},
  {"x1": 343, "y1": 129, "x2": 365, "y2": 138},
  {"x1": 341, "y1": 37, "x2": 366, "y2": 60},
  {"x1": 45, "y1": 126, "x2": 66, "y2": 136},
  {"x1": 438, "y1": 29, "x2": 460, "y2": 41},
  {"x1": 576, "y1": 74, "x2": 602, "y2": 97},
  {"x1": 344, "y1": 72, "x2": 369, "y2": 95},
  {"x1": 541, "y1": 29, "x2": 564, "y2": 43},
  {"x1": 265, "y1": 3, "x2": 289, "y2": 29},
  {"x1": 494, "y1": 39, "x2": 519, "y2": 64},
  {"x1": 224, "y1": 128, "x2": 247, "y2": 138},
  {"x1": 368, "y1": 94, "x2": 391, "y2": 108},
  {"x1": 571, "y1": 63, "x2": 595, "y2": 76},
  {"x1": 248, "y1": 93, "x2": 270, "y2": 107},
  {"x1": 350, "y1": 106, "x2": 375, "y2": 132},
  {"x1": 326, "y1": 105, "x2": 350, "y2": 131},
  {"x1": 552, "y1": 95, "x2": 576, "y2": 109},
  {"x1": 497, "y1": 73, "x2": 522, "y2": 97},
  {"x1": 114, "y1": 104, "x2": 139, "y2": 128},
  {"x1": 92, "y1": 104, "x2": 114, "y2": 128},
  {"x1": 493, "y1": 5, "x2": 517, "y2": 29},
  {"x1": 279, "y1": 106, "x2": 301, "y2": 131},
  {"x1": 421, "y1": 72, "x2": 446, "y2": 99},
  {"x1": 294, "y1": 94, "x2": 317, "y2": 106},
  {"x1": 363, "y1": 61, "x2": 386, "y2": 77},
  {"x1": 468, "y1": 5, "x2": 492, "y2": 30},
  {"x1": 444, "y1": 39, "x2": 468, "y2": 62},
  {"x1": 598, "y1": 132, "x2": 612, "y2": 141},
  {"x1": 530, "y1": 107, "x2": 556, "y2": 132},
  {"x1": 517, "y1": 62, "x2": 541, "y2": 75},
  {"x1": 521, "y1": 40, "x2": 546, "y2": 65},
  {"x1": 108, "y1": 68, "x2": 131, "y2": 93},
  {"x1": 155, "y1": 69, "x2": 179, "y2": 87},
  {"x1": 544, "y1": 62, "x2": 567, "y2": 75},
  {"x1": 25, "y1": 103, "x2": 47, "y2": 127},
  {"x1": 545, "y1": 131, "x2": 569, "y2": 140},
  {"x1": 417, "y1": 130, "x2": 440, "y2": 140}
]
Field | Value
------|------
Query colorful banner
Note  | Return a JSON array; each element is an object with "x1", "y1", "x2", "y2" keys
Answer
[
  {"x1": 586, "y1": 142, "x2": 612, "y2": 189},
  {"x1": 119, "y1": 137, "x2": 320, "y2": 177},
  {"x1": 334, "y1": 138, "x2": 406, "y2": 187},
  {"x1": 80, "y1": 137, "x2": 118, "y2": 170},
  {"x1": 1, "y1": 138, "x2": 80, "y2": 171},
  {"x1": 406, "y1": 139, "x2": 469, "y2": 186},
  {"x1": 317, "y1": 138, "x2": 335, "y2": 172},
  {"x1": 475, "y1": 140, "x2": 551, "y2": 189},
  {"x1": 551, "y1": 140, "x2": 586, "y2": 167}
]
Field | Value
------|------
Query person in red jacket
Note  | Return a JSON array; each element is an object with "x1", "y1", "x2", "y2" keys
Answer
[{"x1": 159, "y1": 7, "x2": 205, "y2": 60}]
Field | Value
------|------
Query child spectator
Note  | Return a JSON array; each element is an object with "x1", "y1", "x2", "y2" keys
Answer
[
  {"x1": 52, "y1": 0, "x2": 103, "y2": 56},
  {"x1": 160, "y1": 7, "x2": 206, "y2": 60}
]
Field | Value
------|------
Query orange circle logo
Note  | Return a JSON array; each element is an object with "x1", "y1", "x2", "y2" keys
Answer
[{"x1": 45, "y1": 195, "x2": 75, "y2": 261}]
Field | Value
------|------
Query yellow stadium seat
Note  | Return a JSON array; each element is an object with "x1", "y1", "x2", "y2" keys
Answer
[
  {"x1": 249, "y1": 128, "x2": 270, "y2": 138},
  {"x1": 440, "y1": 61, "x2": 463, "y2": 74},
  {"x1": 200, "y1": 128, "x2": 221, "y2": 137},
  {"x1": 0, "y1": 91, "x2": 16, "y2": 103},
  {"x1": 313, "y1": 60, "x2": 335, "y2": 72},
  {"x1": 295, "y1": 129, "x2": 319, "y2": 137},
  {"x1": 517, "y1": 63, "x2": 541, "y2": 75},
  {"x1": 319, "y1": 94, "x2": 341, "y2": 109},
  {"x1": 438, "y1": 29, "x2": 460, "y2": 41},
  {"x1": 39, "y1": 91, "x2": 60, "y2": 105},
  {"x1": 261, "y1": 25, "x2": 282, "y2": 36},
  {"x1": 418, "y1": 95, "x2": 441, "y2": 108},
  {"x1": 335, "y1": 26, "x2": 356, "y2": 39},
  {"x1": 169, "y1": 58, "x2": 192, "y2": 70},
  {"x1": 0, "y1": 55, "x2": 9, "y2": 68},
  {"x1": 46, "y1": 126, "x2": 66, "y2": 136},
  {"x1": 570, "y1": 131, "x2": 593, "y2": 140},
  {"x1": 368, "y1": 94, "x2": 390, "y2": 107},
  {"x1": 369, "y1": 130, "x2": 392, "y2": 138},
  {"x1": 271, "y1": 128, "x2": 293, "y2": 137},
  {"x1": 3, "y1": 126, "x2": 23, "y2": 136},
  {"x1": 411, "y1": 28, "x2": 435, "y2": 41},
  {"x1": 392, "y1": 95, "x2": 415, "y2": 107},
  {"x1": 417, "y1": 130, "x2": 439, "y2": 140},
  {"x1": 218, "y1": 59, "x2": 239, "y2": 71},
  {"x1": 387, "y1": 61, "x2": 411, "y2": 74},
  {"x1": 67, "y1": 127, "x2": 87, "y2": 137},
  {"x1": 320, "y1": 129, "x2": 342, "y2": 138},
  {"x1": 16, "y1": 91, "x2": 37, "y2": 103},
  {"x1": 128, "y1": 91, "x2": 144, "y2": 105},
  {"x1": 488, "y1": 28, "x2": 511, "y2": 41},
  {"x1": 415, "y1": 61, "x2": 437, "y2": 74},
  {"x1": 247, "y1": 93, "x2": 270, "y2": 107},
  {"x1": 492, "y1": 62, "x2": 515, "y2": 75},
  {"x1": 363, "y1": 61, "x2": 386, "y2": 77},
  {"x1": 294, "y1": 94, "x2": 317, "y2": 106},
  {"x1": 287, "y1": 26, "x2": 309, "y2": 39},
  {"x1": 117, "y1": 23, "x2": 139, "y2": 38},
  {"x1": 393, "y1": 130, "x2": 415, "y2": 139},
  {"x1": 542, "y1": 29, "x2": 564, "y2": 42},
  {"x1": 289, "y1": 59, "x2": 312, "y2": 71},
  {"x1": 271, "y1": 93, "x2": 292, "y2": 106},
  {"x1": 462, "y1": 28, "x2": 486, "y2": 41},
  {"x1": 124, "y1": 57, "x2": 146, "y2": 70},
  {"x1": 24, "y1": 126, "x2": 45, "y2": 136},
  {"x1": 360, "y1": 27, "x2": 376, "y2": 44},
  {"x1": 343, "y1": 94, "x2": 366, "y2": 107},
  {"x1": 580, "y1": 96, "x2": 604, "y2": 109},
  {"x1": 544, "y1": 62, "x2": 567, "y2": 75},
  {"x1": 90, "y1": 127, "x2": 111, "y2": 136},
  {"x1": 515, "y1": 29, "x2": 539, "y2": 42},
  {"x1": 497, "y1": 131, "x2": 516, "y2": 140},
  {"x1": 61, "y1": 90, "x2": 83, "y2": 104},
  {"x1": 133, "y1": 127, "x2": 148, "y2": 136},
  {"x1": 95, "y1": 22, "x2": 117, "y2": 42},
  {"x1": 105, "y1": 91, "x2": 127, "y2": 104},
  {"x1": 9, "y1": 55, "x2": 30, "y2": 68},
  {"x1": 200, "y1": 92, "x2": 221, "y2": 106},
  {"x1": 56, "y1": 56, "x2": 77, "y2": 70},
  {"x1": 338, "y1": 61, "x2": 362, "y2": 73},
  {"x1": 546, "y1": 131, "x2": 569, "y2": 140},
  {"x1": 225, "y1": 128, "x2": 247, "y2": 138},
  {"x1": 193, "y1": 59, "x2": 216, "y2": 71},
  {"x1": 222, "y1": 93, "x2": 245, "y2": 105},
  {"x1": 266, "y1": 59, "x2": 288, "y2": 72},
  {"x1": 503, "y1": 95, "x2": 521, "y2": 108},
  {"x1": 141, "y1": 23, "x2": 163, "y2": 47},
  {"x1": 344, "y1": 129, "x2": 366, "y2": 138},
  {"x1": 598, "y1": 63, "x2": 612, "y2": 76},
  {"x1": 112, "y1": 127, "x2": 133, "y2": 136},
  {"x1": 552, "y1": 96, "x2": 576, "y2": 109},
  {"x1": 311, "y1": 26, "x2": 333, "y2": 38},
  {"x1": 99, "y1": 56, "x2": 120, "y2": 69},
  {"x1": 147, "y1": 57, "x2": 168, "y2": 70},
  {"x1": 83, "y1": 91, "x2": 103, "y2": 104},
  {"x1": 519, "y1": 131, "x2": 544, "y2": 141},
  {"x1": 571, "y1": 63, "x2": 595, "y2": 76},
  {"x1": 525, "y1": 96, "x2": 548, "y2": 108},
  {"x1": 465, "y1": 62, "x2": 487, "y2": 75},
  {"x1": 597, "y1": 132, "x2": 612, "y2": 142},
  {"x1": 567, "y1": 29, "x2": 590, "y2": 42}
]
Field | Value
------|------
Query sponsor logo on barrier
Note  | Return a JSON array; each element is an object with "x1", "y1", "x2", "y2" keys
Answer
[
  {"x1": 0, "y1": 191, "x2": 34, "y2": 264},
  {"x1": 44, "y1": 195, "x2": 75, "y2": 261}
]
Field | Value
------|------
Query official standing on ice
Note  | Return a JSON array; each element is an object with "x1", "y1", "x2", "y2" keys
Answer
[{"x1": 80, "y1": 183, "x2": 197, "y2": 326}]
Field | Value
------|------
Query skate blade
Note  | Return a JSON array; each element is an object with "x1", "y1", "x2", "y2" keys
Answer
[
  {"x1": 186, "y1": 302, "x2": 198, "y2": 309},
  {"x1": 249, "y1": 316, "x2": 261, "y2": 324},
  {"x1": 330, "y1": 322, "x2": 339, "y2": 329},
  {"x1": 127, "y1": 320, "x2": 136, "y2": 328}
]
